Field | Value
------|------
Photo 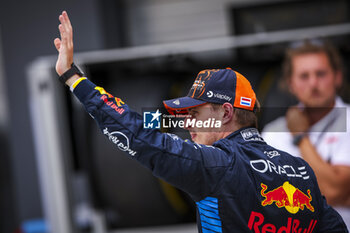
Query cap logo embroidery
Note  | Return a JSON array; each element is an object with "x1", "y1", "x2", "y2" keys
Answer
[
  {"x1": 190, "y1": 69, "x2": 218, "y2": 98},
  {"x1": 173, "y1": 99, "x2": 180, "y2": 105},
  {"x1": 207, "y1": 91, "x2": 213, "y2": 98}
]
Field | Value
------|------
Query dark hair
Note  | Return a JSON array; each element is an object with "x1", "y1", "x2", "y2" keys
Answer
[
  {"x1": 234, "y1": 99, "x2": 260, "y2": 128},
  {"x1": 282, "y1": 39, "x2": 343, "y2": 80}
]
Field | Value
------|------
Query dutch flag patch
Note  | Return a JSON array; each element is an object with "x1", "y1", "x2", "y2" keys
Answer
[{"x1": 240, "y1": 97, "x2": 252, "y2": 107}]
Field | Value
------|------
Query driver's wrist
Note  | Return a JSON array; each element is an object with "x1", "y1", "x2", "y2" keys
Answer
[
  {"x1": 57, "y1": 66, "x2": 71, "y2": 76},
  {"x1": 69, "y1": 77, "x2": 87, "y2": 92},
  {"x1": 65, "y1": 74, "x2": 81, "y2": 87},
  {"x1": 58, "y1": 63, "x2": 85, "y2": 86}
]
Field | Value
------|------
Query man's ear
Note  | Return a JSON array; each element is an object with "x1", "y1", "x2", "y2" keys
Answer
[{"x1": 221, "y1": 103, "x2": 234, "y2": 125}]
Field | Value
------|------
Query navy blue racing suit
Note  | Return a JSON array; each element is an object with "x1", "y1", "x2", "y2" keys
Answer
[{"x1": 71, "y1": 78, "x2": 348, "y2": 233}]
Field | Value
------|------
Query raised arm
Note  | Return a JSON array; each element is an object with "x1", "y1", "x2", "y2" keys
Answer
[{"x1": 53, "y1": 11, "x2": 232, "y2": 200}]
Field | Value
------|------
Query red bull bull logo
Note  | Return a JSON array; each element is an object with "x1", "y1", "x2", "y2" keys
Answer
[{"x1": 261, "y1": 181, "x2": 314, "y2": 214}]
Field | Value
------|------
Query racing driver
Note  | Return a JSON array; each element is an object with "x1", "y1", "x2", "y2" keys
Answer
[{"x1": 53, "y1": 11, "x2": 348, "y2": 233}]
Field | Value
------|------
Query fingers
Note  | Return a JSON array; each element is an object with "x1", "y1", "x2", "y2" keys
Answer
[
  {"x1": 59, "y1": 11, "x2": 73, "y2": 38},
  {"x1": 58, "y1": 24, "x2": 67, "y2": 45},
  {"x1": 59, "y1": 14, "x2": 68, "y2": 34},
  {"x1": 54, "y1": 38, "x2": 61, "y2": 51},
  {"x1": 55, "y1": 11, "x2": 74, "y2": 76},
  {"x1": 62, "y1": 11, "x2": 73, "y2": 32},
  {"x1": 58, "y1": 11, "x2": 73, "y2": 47}
]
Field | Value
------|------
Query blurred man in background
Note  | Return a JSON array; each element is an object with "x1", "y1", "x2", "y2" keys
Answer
[{"x1": 262, "y1": 39, "x2": 350, "y2": 230}]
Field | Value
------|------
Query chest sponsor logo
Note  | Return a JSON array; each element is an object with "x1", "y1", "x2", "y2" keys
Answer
[
  {"x1": 250, "y1": 159, "x2": 309, "y2": 180},
  {"x1": 248, "y1": 211, "x2": 317, "y2": 233},
  {"x1": 103, "y1": 128, "x2": 136, "y2": 156},
  {"x1": 261, "y1": 181, "x2": 314, "y2": 214},
  {"x1": 264, "y1": 150, "x2": 280, "y2": 159}
]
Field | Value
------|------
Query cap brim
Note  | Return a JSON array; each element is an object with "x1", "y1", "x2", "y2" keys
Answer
[{"x1": 163, "y1": 96, "x2": 206, "y2": 115}]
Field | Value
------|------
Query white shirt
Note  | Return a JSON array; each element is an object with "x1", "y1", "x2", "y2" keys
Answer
[{"x1": 262, "y1": 97, "x2": 350, "y2": 230}]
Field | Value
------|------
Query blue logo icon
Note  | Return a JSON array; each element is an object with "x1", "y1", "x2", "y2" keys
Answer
[{"x1": 143, "y1": 109, "x2": 162, "y2": 129}]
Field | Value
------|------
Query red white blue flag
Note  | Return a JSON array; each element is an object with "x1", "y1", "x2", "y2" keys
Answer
[{"x1": 240, "y1": 97, "x2": 252, "y2": 107}]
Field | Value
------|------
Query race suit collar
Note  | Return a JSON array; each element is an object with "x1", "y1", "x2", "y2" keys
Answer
[{"x1": 225, "y1": 127, "x2": 264, "y2": 143}]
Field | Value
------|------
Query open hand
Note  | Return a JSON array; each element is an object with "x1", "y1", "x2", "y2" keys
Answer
[{"x1": 54, "y1": 11, "x2": 74, "y2": 76}]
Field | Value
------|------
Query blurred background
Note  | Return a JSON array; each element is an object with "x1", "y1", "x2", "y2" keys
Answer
[{"x1": 0, "y1": 0, "x2": 350, "y2": 232}]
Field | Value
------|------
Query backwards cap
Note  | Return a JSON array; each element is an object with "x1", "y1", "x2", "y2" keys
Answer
[{"x1": 163, "y1": 68, "x2": 257, "y2": 114}]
